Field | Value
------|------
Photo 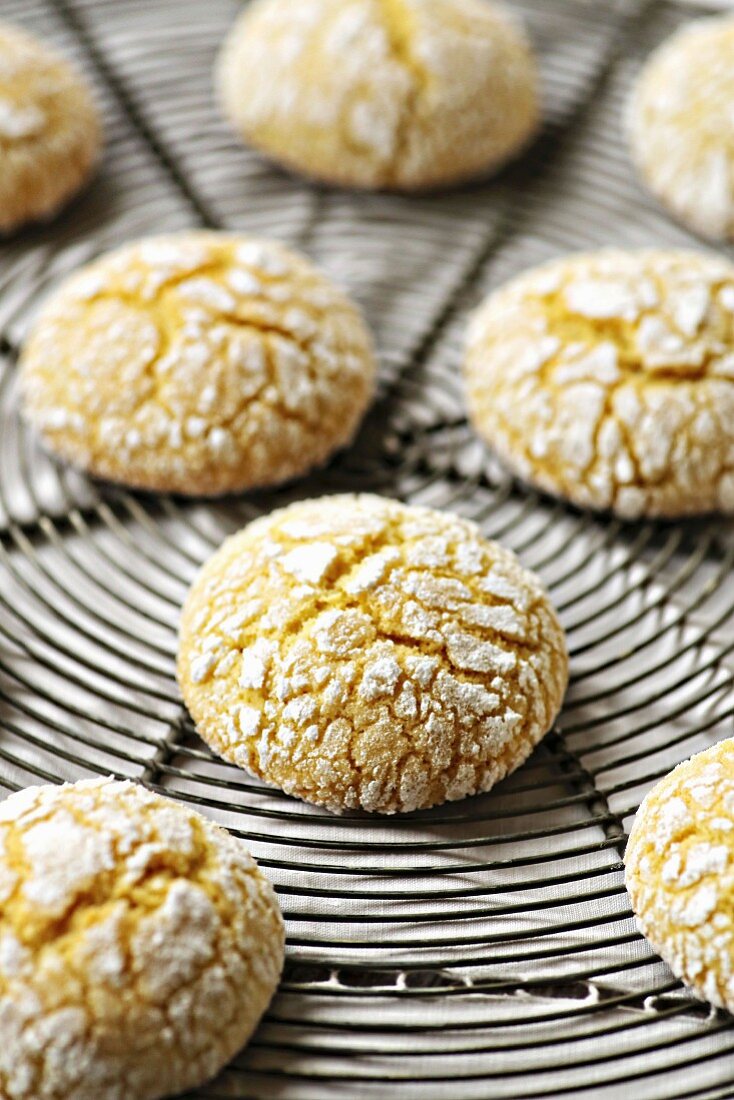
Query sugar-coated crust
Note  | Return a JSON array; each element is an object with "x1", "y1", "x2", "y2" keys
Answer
[
  {"x1": 177, "y1": 494, "x2": 568, "y2": 815},
  {"x1": 0, "y1": 22, "x2": 101, "y2": 234},
  {"x1": 0, "y1": 777, "x2": 284, "y2": 1099},
  {"x1": 20, "y1": 232, "x2": 376, "y2": 496},
  {"x1": 216, "y1": 0, "x2": 538, "y2": 192},
  {"x1": 464, "y1": 249, "x2": 734, "y2": 519},
  {"x1": 625, "y1": 739, "x2": 734, "y2": 1013},
  {"x1": 628, "y1": 16, "x2": 734, "y2": 241}
]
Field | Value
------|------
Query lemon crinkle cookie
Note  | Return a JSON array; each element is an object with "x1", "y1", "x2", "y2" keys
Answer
[
  {"x1": 0, "y1": 22, "x2": 101, "y2": 234},
  {"x1": 20, "y1": 232, "x2": 376, "y2": 495},
  {"x1": 216, "y1": 0, "x2": 538, "y2": 191},
  {"x1": 464, "y1": 249, "x2": 734, "y2": 519},
  {"x1": 178, "y1": 494, "x2": 568, "y2": 815},
  {"x1": 0, "y1": 776, "x2": 284, "y2": 1100},
  {"x1": 628, "y1": 16, "x2": 734, "y2": 241},
  {"x1": 625, "y1": 739, "x2": 734, "y2": 1013}
]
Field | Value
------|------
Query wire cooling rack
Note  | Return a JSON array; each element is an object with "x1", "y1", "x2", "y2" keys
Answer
[{"x1": 1, "y1": 0, "x2": 734, "y2": 1096}]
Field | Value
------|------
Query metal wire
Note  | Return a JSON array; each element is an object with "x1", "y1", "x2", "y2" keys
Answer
[{"x1": 1, "y1": 0, "x2": 733, "y2": 1096}]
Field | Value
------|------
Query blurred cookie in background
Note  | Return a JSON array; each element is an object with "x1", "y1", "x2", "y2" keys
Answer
[
  {"x1": 216, "y1": 0, "x2": 539, "y2": 191},
  {"x1": 628, "y1": 16, "x2": 734, "y2": 240},
  {"x1": 0, "y1": 22, "x2": 101, "y2": 234}
]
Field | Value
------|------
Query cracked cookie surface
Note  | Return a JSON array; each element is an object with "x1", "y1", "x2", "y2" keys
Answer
[
  {"x1": 177, "y1": 494, "x2": 568, "y2": 814},
  {"x1": 216, "y1": 0, "x2": 538, "y2": 191},
  {"x1": 0, "y1": 777, "x2": 284, "y2": 1100},
  {"x1": 625, "y1": 739, "x2": 734, "y2": 1013},
  {"x1": 464, "y1": 249, "x2": 734, "y2": 519},
  {"x1": 20, "y1": 231, "x2": 376, "y2": 495},
  {"x1": 629, "y1": 16, "x2": 734, "y2": 241},
  {"x1": 0, "y1": 22, "x2": 101, "y2": 234}
]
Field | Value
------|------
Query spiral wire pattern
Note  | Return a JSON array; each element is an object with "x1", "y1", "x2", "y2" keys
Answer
[{"x1": 1, "y1": 0, "x2": 734, "y2": 1095}]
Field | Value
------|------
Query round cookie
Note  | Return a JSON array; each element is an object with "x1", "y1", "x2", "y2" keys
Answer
[
  {"x1": 625, "y1": 739, "x2": 734, "y2": 1013},
  {"x1": 628, "y1": 16, "x2": 734, "y2": 241},
  {"x1": 20, "y1": 232, "x2": 376, "y2": 496},
  {"x1": 177, "y1": 494, "x2": 568, "y2": 815},
  {"x1": 0, "y1": 22, "x2": 101, "y2": 234},
  {"x1": 216, "y1": 0, "x2": 538, "y2": 192},
  {"x1": 0, "y1": 776, "x2": 284, "y2": 1100},
  {"x1": 464, "y1": 249, "x2": 734, "y2": 519}
]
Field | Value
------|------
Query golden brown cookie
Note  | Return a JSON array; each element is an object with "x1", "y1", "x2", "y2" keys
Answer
[
  {"x1": 20, "y1": 232, "x2": 376, "y2": 495},
  {"x1": 0, "y1": 777, "x2": 284, "y2": 1099},
  {"x1": 625, "y1": 739, "x2": 734, "y2": 1013},
  {"x1": 0, "y1": 22, "x2": 101, "y2": 234},
  {"x1": 178, "y1": 493, "x2": 568, "y2": 814},
  {"x1": 216, "y1": 0, "x2": 538, "y2": 191},
  {"x1": 628, "y1": 16, "x2": 734, "y2": 241},
  {"x1": 464, "y1": 249, "x2": 734, "y2": 519}
]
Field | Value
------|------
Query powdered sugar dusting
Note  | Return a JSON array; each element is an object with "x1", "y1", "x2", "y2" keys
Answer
[
  {"x1": 0, "y1": 23, "x2": 100, "y2": 233},
  {"x1": 465, "y1": 249, "x2": 734, "y2": 519},
  {"x1": 178, "y1": 493, "x2": 568, "y2": 814},
  {"x1": 21, "y1": 812, "x2": 115, "y2": 914},
  {"x1": 20, "y1": 231, "x2": 375, "y2": 497},
  {"x1": 629, "y1": 15, "x2": 734, "y2": 241},
  {"x1": 216, "y1": 0, "x2": 538, "y2": 192},
  {"x1": 280, "y1": 542, "x2": 338, "y2": 584},
  {"x1": 625, "y1": 739, "x2": 734, "y2": 1013},
  {"x1": 0, "y1": 777, "x2": 284, "y2": 1099},
  {"x1": 0, "y1": 98, "x2": 45, "y2": 140}
]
